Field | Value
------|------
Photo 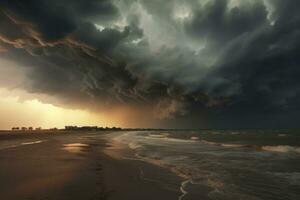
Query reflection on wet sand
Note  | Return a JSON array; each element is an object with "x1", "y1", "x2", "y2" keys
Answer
[
  {"x1": 21, "y1": 140, "x2": 43, "y2": 145},
  {"x1": 63, "y1": 143, "x2": 90, "y2": 153}
]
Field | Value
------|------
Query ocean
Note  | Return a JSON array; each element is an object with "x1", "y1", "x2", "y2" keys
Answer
[{"x1": 106, "y1": 130, "x2": 300, "y2": 200}]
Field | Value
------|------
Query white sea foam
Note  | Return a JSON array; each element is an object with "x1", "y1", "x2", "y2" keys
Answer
[
  {"x1": 149, "y1": 134, "x2": 167, "y2": 138},
  {"x1": 262, "y1": 145, "x2": 300, "y2": 153},
  {"x1": 179, "y1": 180, "x2": 190, "y2": 200},
  {"x1": 143, "y1": 135, "x2": 197, "y2": 143},
  {"x1": 128, "y1": 142, "x2": 142, "y2": 150},
  {"x1": 149, "y1": 133, "x2": 169, "y2": 138},
  {"x1": 278, "y1": 134, "x2": 287, "y2": 137},
  {"x1": 200, "y1": 140, "x2": 244, "y2": 148},
  {"x1": 221, "y1": 143, "x2": 245, "y2": 148},
  {"x1": 200, "y1": 140, "x2": 218, "y2": 145}
]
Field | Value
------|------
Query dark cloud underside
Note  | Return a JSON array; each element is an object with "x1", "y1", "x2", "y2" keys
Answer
[{"x1": 0, "y1": 0, "x2": 300, "y2": 128}]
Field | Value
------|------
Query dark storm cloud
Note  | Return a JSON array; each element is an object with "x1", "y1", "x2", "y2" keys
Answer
[
  {"x1": 0, "y1": 0, "x2": 119, "y2": 41},
  {"x1": 196, "y1": 0, "x2": 300, "y2": 127},
  {"x1": 72, "y1": 23, "x2": 130, "y2": 51},
  {"x1": 185, "y1": 0, "x2": 268, "y2": 46},
  {"x1": 0, "y1": 0, "x2": 300, "y2": 128}
]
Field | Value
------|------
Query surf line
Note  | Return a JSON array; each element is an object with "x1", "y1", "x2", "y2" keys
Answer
[
  {"x1": 178, "y1": 179, "x2": 191, "y2": 200},
  {"x1": 139, "y1": 166, "x2": 191, "y2": 200},
  {"x1": 7, "y1": 140, "x2": 45, "y2": 149}
]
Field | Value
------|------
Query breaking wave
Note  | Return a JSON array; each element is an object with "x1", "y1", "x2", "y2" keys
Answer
[{"x1": 261, "y1": 145, "x2": 300, "y2": 153}]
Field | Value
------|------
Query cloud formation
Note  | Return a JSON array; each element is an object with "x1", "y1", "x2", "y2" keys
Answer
[{"x1": 0, "y1": 0, "x2": 300, "y2": 128}]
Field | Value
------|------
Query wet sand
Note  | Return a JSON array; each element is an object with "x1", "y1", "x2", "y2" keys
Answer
[{"x1": 0, "y1": 131, "x2": 181, "y2": 200}]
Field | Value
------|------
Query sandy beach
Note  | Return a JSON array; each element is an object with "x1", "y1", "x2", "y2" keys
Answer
[{"x1": 0, "y1": 131, "x2": 182, "y2": 200}]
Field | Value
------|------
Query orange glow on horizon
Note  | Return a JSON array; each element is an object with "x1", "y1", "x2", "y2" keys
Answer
[{"x1": 0, "y1": 88, "x2": 122, "y2": 130}]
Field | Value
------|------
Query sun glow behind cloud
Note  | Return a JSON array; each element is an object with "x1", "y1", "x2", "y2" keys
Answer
[{"x1": 0, "y1": 88, "x2": 118, "y2": 130}]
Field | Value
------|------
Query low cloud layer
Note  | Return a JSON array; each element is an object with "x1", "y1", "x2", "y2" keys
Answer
[{"x1": 0, "y1": 0, "x2": 300, "y2": 128}]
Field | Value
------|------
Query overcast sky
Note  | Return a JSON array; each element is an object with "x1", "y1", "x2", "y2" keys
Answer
[{"x1": 0, "y1": 0, "x2": 299, "y2": 129}]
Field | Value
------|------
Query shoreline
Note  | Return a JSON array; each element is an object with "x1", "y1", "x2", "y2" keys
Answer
[
  {"x1": 101, "y1": 153, "x2": 183, "y2": 200},
  {"x1": 102, "y1": 132, "x2": 184, "y2": 200}
]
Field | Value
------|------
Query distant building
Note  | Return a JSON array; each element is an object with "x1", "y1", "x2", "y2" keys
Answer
[
  {"x1": 97, "y1": 127, "x2": 105, "y2": 131},
  {"x1": 65, "y1": 126, "x2": 98, "y2": 131},
  {"x1": 65, "y1": 126, "x2": 78, "y2": 130},
  {"x1": 81, "y1": 126, "x2": 98, "y2": 131},
  {"x1": 64, "y1": 125, "x2": 122, "y2": 132}
]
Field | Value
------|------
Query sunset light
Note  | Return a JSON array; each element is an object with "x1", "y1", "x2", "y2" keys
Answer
[{"x1": 0, "y1": 88, "x2": 118, "y2": 129}]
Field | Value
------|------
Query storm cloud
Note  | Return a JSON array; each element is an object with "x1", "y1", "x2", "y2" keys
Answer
[{"x1": 0, "y1": 0, "x2": 300, "y2": 128}]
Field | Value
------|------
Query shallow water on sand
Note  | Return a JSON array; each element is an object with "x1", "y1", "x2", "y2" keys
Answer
[
  {"x1": 62, "y1": 143, "x2": 90, "y2": 153},
  {"x1": 108, "y1": 130, "x2": 300, "y2": 200},
  {"x1": 0, "y1": 139, "x2": 45, "y2": 150}
]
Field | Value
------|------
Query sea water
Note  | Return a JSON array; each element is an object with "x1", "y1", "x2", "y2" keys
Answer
[{"x1": 108, "y1": 130, "x2": 300, "y2": 200}]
